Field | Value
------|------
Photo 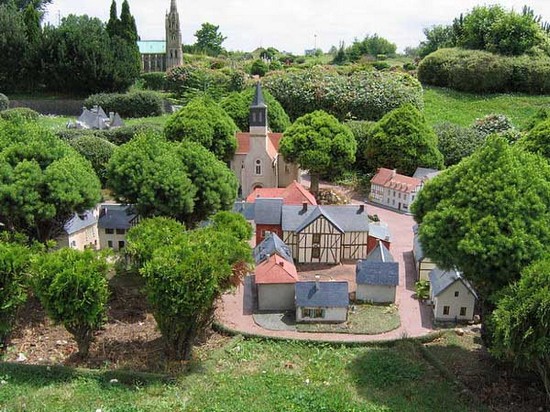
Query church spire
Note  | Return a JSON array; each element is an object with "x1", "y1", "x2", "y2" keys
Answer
[
  {"x1": 170, "y1": 0, "x2": 177, "y2": 13},
  {"x1": 165, "y1": 0, "x2": 183, "y2": 70},
  {"x1": 251, "y1": 82, "x2": 267, "y2": 108},
  {"x1": 249, "y1": 82, "x2": 268, "y2": 132}
]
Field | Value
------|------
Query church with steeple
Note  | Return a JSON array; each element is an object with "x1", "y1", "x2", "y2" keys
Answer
[
  {"x1": 230, "y1": 83, "x2": 301, "y2": 198},
  {"x1": 137, "y1": 0, "x2": 183, "y2": 72}
]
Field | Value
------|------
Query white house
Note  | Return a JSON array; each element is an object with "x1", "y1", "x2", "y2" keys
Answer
[
  {"x1": 429, "y1": 268, "x2": 477, "y2": 322},
  {"x1": 369, "y1": 168, "x2": 423, "y2": 212},
  {"x1": 356, "y1": 241, "x2": 399, "y2": 303},
  {"x1": 57, "y1": 210, "x2": 99, "y2": 250},
  {"x1": 255, "y1": 254, "x2": 298, "y2": 311},
  {"x1": 295, "y1": 280, "x2": 349, "y2": 323},
  {"x1": 98, "y1": 204, "x2": 139, "y2": 251}
]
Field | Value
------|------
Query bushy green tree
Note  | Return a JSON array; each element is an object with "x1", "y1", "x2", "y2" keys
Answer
[
  {"x1": 210, "y1": 211, "x2": 252, "y2": 241},
  {"x1": 141, "y1": 224, "x2": 251, "y2": 360},
  {"x1": 250, "y1": 59, "x2": 268, "y2": 77},
  {"x1": 412, "y1": 136, "x2": 550, "y2": 306},
  {"x1": 0, "y1": 120, "x2": 100, "y2": 242},
  {"x1": 345, "y1": 120, "x2": 377, "y2": 171},
  {"x1": 491, "y1": 257, "x2": 550, "y2": 400},
  {"x1": 518, "y1": 119, "x2": 550, "y2": 160},
  {"x1": 32, "y1": 248, "x2": 110, "y2": 357},
  {"x1": 194, "y1": 22, "x2": 226, "y2": 56},
  {"x1": 220, "y1": 87, "x2": 291, "y2": 133},
  {"x1": 346, "y1": 34, "x2": 397, "y2": 62},
  {"x1": 68, "y1": 135, "x2": 116, "y2": 185},
  {"x1": 0, "y1": 4, "x2": 30, "y2": 92},
  {"x1": 165, "y1": 64, "x2": 230, "y2": 102},
  {"x1": 0, "y1": 0, "x2": 51, "y2": 12},
  {"x1": 164, "y1": 96, "x2": 237, "y2": 161},
  {"x1": 0, "y1": 242, "x2": 30, "y2": 349},
  {"x1": 365, "y1": 104, "x2": 443, "y2": 175},
  {"x1": 280, "y1": 110, "x2": 356, "y2": 193},
  {"x1": 418, "y1": 25, "x2": 455, "y2": 57},
  {"x1": 0, "y1": 93, "x2": 8, "y2": 111},
  {"x1": 434, "y1": 122, "x2": 486, "y2": 166}
]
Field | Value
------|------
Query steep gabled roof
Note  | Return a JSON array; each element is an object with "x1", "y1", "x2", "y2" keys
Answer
[
  {"x1": 254, "y1": 232, "x2": 293, "y2": 264},
  {"x1": 235, "y1": 132, "x2": 283, "y2": 155},
  {"x1": 429, "y1": 268, "x2": 478, "y2": 299},
  {"x1": 98, "y1": 204, "x2": 136, "y2": 229},
  {"x1": 295, "y1": 206, "x2": 344, "y2": 233},
  {"x1": 254, "y1": 198, "x2": 283, "y2": 225},
  {"x1": 64, "y1": 210, "x2": 97, "y2": 235},
  {"x1": 365, "y1": 241, "x2": 394, "y2": 263},
  {"x1": 246, "y1": 181, "x2": 317, "y2": 206},
  {"x1": 295, "y1": 281, "x2": 349, "y2": 308},
  {"x1": 255, "y1": 254, "x2": 298, "y2": 284},
  {"x1": 282, "y1": 205, "x2": 369, "y2": 233}
]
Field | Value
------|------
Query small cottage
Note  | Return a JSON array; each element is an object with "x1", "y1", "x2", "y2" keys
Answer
[
  {"x1": 246, "y1": 180, "x2": 317, "y2": 206},
  {"x1": 98, "y1": 204, "x2": 139, "y2": 251},
  {"x1": 429, "y1": 268, "x2": 477, "y2": 322},
  {"x1": 356, "y1": 241, "x2": 399, "y2": 303},
  {"x1": 58, "y1": 210, "x2": 99, "y2": 250},
  {"x1": 255, "y1": 254, "x2": 298, "y2": 311},
  {"x1": 254, "y1": 232, "x2": 293, "y2": 264},
  {"x1": 413, "y1": 224, "x2": 436, "y2": 281},
  {"x1": 295, "y1": 280, "x2": 349, "y2": 323}
]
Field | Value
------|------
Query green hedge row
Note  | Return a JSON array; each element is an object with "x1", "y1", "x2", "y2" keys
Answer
[
  {"x1": 418, "y1": 48, "x2": 550, "y2": 94},
  {"x1": 56, "y1": 123, "x2": 164, "y2": 146},
  {"x1": 84, "y1": 91, "x2": 164, "y2": 118}
]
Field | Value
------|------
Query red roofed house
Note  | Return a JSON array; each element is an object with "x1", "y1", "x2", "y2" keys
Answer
[
  {"x1": 230, "y1": 82, "x2": 300, "y2": 198},
  {"x1": 255, "y1": 254, "x2": 298, "y2": 310},
  {"x1": 246, "y1": 181, "x2": 317, "y2": 205},
  {"x1": 369, "y1": 168, "x2": 422, "y2": 212}
]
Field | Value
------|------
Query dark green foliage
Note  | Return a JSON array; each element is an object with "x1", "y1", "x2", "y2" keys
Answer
[
  {"x1": 491, "y1": 258, "x2": 550, "y2": 400},
  {"x1": 418, "y1": 25, "x2": 455, "y2": 58},
  {"x1": 345, "y1": 120, "x2": 377, "y2": 171},
  {"x1": 228, "y1": 70, "x2": 247, "y2": 92},
  {"x1": 68, "y1": 136, "x2": 116, "y2": 185},
  {"x1": 177, "y1": 141, "x2": 238, "y2": 227},
  {"x1": 0, "y1": 107, "x2": 39, "y2": 121},
  {"x1": 0, "y1": 4, "x2": 30, "y2": 92},
  {"x1": 279, "y1": 110, "x2": 356, "y2": 193},
  {"x1": 518, "y1": 119, "x2": 550, "y2": 160},
  {"x1": 32, "y1": 248, "x2": 109, "y2": 357},
  {"x1": 346, "y1": 34, "x2": 397, "y2": 62},
  {"x1": 220, "y1": 87, "x2": 291, "y2": 132},
  {"x1": 140, "y1": 72, "x2": 166, "y2": 91},
  {"x1": 107, "y1": 132, "x2": 196, "y2": 222},
  {"x1": 106, "y1": 0, "x2": 119, "y2": 38},
  {"x1": 193, "y1": 22, "x2": 226, "y2": 56},
  {"x1": 56, "y1": 123, "x2": 164, "y2": 146},
  {"x1": 0, "y1": 242, "x2": 30, "y2": 349},
  {"x1": 264, "y1": 66, "x2": 423, "y2": 122},
  {"x1": 412, "y1": 136, "x2": 550, "y2": 303},
  {"x1": 84, "y1": 91, "x2": 164, "y2": 118},
  {"x1": 165, "y1": 64, "x2": 230, "y2": 102},
  {"x1": 164, "y1": 96, "x2": 237, "y2": 161},
  {"x1": 0, "y1": 0, "x2": 52, "y2": 11},
  {"x1": 0, "y1": 120, "x2": 101, "y2": 242},
  {"x1": 365, "y1": 104, "x2": 443, "y2": 175},
  {"x1": 210, "y1": 211, "x2": 252, "y2": 242},
  {"x1": 418, "y1": 48, "x2": 550, "y2": 94},
  {"x1": 523, "y1": 108, "x2": 549, "y2": 131},
  {"x1": 269, "y1": 60, "x2": 283, "y2": 71},
  {"x1": 332, "y1": 42, "x2": 348, "y2": 65},
  {"x1": 119, "y1": 0, "x2": 138, "y2": 43},
  {"x1": 0, "y1": 93, "x2": 8, "y2": 111},
  {"x1": 434, "y1": 122, "x2": 486, "y2": 166},
  {"x1": 250, "y1": 59, "x2": 269, "y2": 77},
  {"x1": 141, "y1": 225, "x2": 251, "y2": 360}
]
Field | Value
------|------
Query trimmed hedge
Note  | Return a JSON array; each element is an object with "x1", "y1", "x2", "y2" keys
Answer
[
  {"x1": 0, "y1": 107, "x2": 39, "y2": 121},
  {"x1": 84, "y1": 91, "x2": 164, "y2": 118},
  {"x1": 0, "y1": 93, "x2": 8, "y2": 111},
  {"x1": 140, "y1": 72, "x2": 166, "y2": 91},
  {"x1": 418, "y1": 48, "x2": 550, "y2": 94},
  {"x1": 56, "y1": 123, "x2": 163, "y2": 146}
]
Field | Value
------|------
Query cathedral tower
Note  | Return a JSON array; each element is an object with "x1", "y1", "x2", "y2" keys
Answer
[{"x1": 165, "y1": 0, "x2": 183, "y2": 69}]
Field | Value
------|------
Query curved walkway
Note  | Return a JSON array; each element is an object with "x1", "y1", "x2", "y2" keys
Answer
[{"x1": 216, "y1": 202, "x2": 435, "y2": 342}]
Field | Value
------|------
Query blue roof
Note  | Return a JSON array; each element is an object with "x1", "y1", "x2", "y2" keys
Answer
[
  {"x1": 254, "y1": 198, "x2": 283, "y2": 225},
  {"x1": 429, "y1": 268, "x2": 477, "y2": 299},
  {"x1": 98, "y1": 204, "x2": 136, "y2": 229},
  {"x1": 232, "y1": 201, "x2": 255, "y2": 220},
  {"x1": 254, "y1": 232, "x2": 293, "y2": 264},
  {"x1": 356, "y1": 261, "x2": 399, "y2": 286},
  {"x1": 137, "y1": 40, "x2": 166, "y2": 54},
  {"x1": 282, "y1": 205, "x2": 369, "y2": 233},
  {"x1": 295, "y1": 281, "x2": 349, "y2": 308},
  {"x1": 64, "y1": 210, "x2": 97, "y2": 235}
]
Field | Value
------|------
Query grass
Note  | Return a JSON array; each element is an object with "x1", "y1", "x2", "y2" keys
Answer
[
  {"x1": 296, "y1": 304, "x2": 400, "y2": 334},
  {"x1": 0, "y1": 337, "x2": 482, "y2": 412},
  {"x1": 35, "y1": 114, "x2": 170, "y2": 131},
  {"x1": 423, "y1": 86, "x2": 550, "y2": 129}
]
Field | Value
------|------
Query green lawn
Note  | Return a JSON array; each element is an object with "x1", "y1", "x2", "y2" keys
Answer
[
  {"x1": 0, "y1": 337, "x2": 482, "y2": 412},
  {"x1": 296, "y1": 304, "x2": 400, "y2": 334},
  {"x1": 423, "y1": 86, "x2": 550, "y2": 129}
]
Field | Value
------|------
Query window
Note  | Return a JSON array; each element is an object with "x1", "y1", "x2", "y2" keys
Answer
[
  {"x1": 460, "y1": 307, "x2": 467, "y2": 316},
  {"x1": 105, "y1": 228, "x2": 114, "y2": 234},
  {"x1": 311, "y1": 245, "x2": 320, "y2": 259},
  {"x1": 454, "y1": 291, "x2": 459, "y2": 297},
  {"x1": 302, "y1": 308, "x2": 325, "y2": 318},
  {"x1": 116, "y1": 229, "x2": 125, "y2": 235},
  {"x1": 252, "y1": 112, "x2": 257, "y2": 123},
  {"x1": 443, "y1": 306, "x2": 450, "y2": 315},
  {"x1": 107, "y1": 240, "x2": 113, "y2": 248},
  {"x1": 398, "y1": 193, "x2": 401, "y2": 199},
  {"x1": 118, "y1": 240, "x2": 125, "y2": 249},
  {"x1": 312, "y1": 234, "x2": 321, "y2": 245},
  {"x1": 255, "y1": 159, "x2": 262, "y2": 175}
]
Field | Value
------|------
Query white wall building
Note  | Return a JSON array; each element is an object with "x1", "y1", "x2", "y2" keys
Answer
[{"x1": 429, "y1": 268, "x2": 477, "y2": 322}]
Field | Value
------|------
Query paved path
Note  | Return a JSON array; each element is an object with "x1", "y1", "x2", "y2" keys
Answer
[{"x1": 216, "y1": 201, "x2": 435, "y2": 342}]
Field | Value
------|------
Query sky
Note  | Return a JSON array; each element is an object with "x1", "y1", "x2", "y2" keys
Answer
[{"x1": 43, "y1": 0, "x2": 550, "y2": 54}]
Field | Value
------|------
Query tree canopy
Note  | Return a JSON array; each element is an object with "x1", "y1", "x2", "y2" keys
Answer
[
  {"x1": 279, "y1": 110, "x2": 356, "y2": 193},
  {"x1": 0, "y1": 119, "x2": 101, "y2": 242},
  {"x1": 365, "y1": 104, "x2": 444, "y2": 175},
  {"x1": 434, "y1": 122, "x2": 486, "y2": 167},
  {"x1": 193, "y1": 22, "x2": 226, "y2": 56},
  {"x1": 518, "y1": 119, "x2": 550, "y2": 161}
]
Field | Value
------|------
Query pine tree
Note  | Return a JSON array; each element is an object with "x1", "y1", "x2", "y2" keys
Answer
[
  {"x1": 106, "y1": 0, "x2": 119, "y2": 38},
  {"x1": 119, "y1": 0, "x2": 138, "y2": 42}
]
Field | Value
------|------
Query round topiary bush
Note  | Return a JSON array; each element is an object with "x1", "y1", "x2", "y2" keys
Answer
[
  {"x1": 0, "y1": 93, "x2": 8, "y2": 111},
  {"x1": 0, "y1": 107, "x2": 39, "y2": 122}
]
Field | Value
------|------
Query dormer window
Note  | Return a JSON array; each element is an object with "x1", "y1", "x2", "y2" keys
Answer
[{"x1": 255, "y1": 159, "x2": 262, "y2": 175}]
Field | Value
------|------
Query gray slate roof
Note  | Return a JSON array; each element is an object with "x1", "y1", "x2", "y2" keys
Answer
[
  {"x1": 368, "y1": 222, "x2": 391, "y2": 242},
  {"x1": 429, "y1": 268, "x2": 478, "y2": 299},
  {"x1": 254, "y1": 232, "x2": 293, "y2": 264},
  {"x1": 412, "y1": 224, "x2": 425, "y2": 262},
  {"x1": 254, "y1": 198, "x2": 283, "y2": 225},
  {"x1": 295, "y1": 281, "x2": 349, "y2": 308},
  {"x1": 98, "y1": 204, "x2": 136, "y2": 229},
  {"x1": 413, "y1": 167, "x2": 440, "y2": 180},
  {"x1": 365, "y1": 241, "x2": 394, "y2": 263},
  {"x1": 356, "y1": 261, "x2": 399, "y2": 286},
  {"x1": 64, "y1": 210, "x2": 97, "y2": 235},
  {"x1": 233, "y1": 201, "x2": 255, "y2": 220},
  {"x1": 282, "y1": 205, "x2": 369, "y2": 233}
]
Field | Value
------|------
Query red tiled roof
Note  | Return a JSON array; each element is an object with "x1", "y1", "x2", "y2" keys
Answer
[
  {"x1": 370, "y1": 168, "x2": 422, "y2": 194},
  {"x1": 235, "y1": 132, "x2": 283, "y2": 155},
  {"x1": 255, "y1": 254, "x2": 298, "y2": 284},
  {"x1": 246, "y1": 181, "x2": 317, "y2": 205}
]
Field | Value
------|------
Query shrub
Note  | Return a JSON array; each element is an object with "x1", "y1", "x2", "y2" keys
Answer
[
  {"x1": 228, "y1": 70, "x2": 248, "y2": 92},
  {"x1": 518, "y1": 119, "x2": 550, "y2": 160},
  {"x1": 0, "y1": 107, "x2": 39, "y2": 121},
  {"x1": 250, "y1": 59, "x2": 269, "y2": 77},
  {"x1": 523, "y1": 108, "x2": 549, "y2": 131},
  {"x1": 434, "y1": 122, "x2": 486, "y2": 166},
  {"x1": 68, "y1": 135, "x2": 116, "y2": 184},
  {"x1": 55, "y1": 128, "x2": 98, "y2": 141},
  {"x1": 102, "y1": 123, "x2": 164, "y2": 145},
  {"x1": 472, "y1": 113, "x2": 513, "y2": 136},
  {"x1": 32, "y1": 248, "x2": 110, "y2": 357},
  {"x1": 165, "y1": 64, "x2": 230, "y2": 102},
  {"x1": 415, "y1": 280, "x2": 430, "y2": 300},
  {"x1": 345, "y1": 120, "x2": 377, "y2": 170},
  {"x1": 0, "y1": 93, "x2": 8, "y2": 111},
  {"x1": 403, "y1": 62, "x2": 416, "y2": 71},
  {"x1": 372, "y1": 61, "x2": 390, "y2": 70},
  {"x1": 140, "y1": 72, "x2": 166, "y2": 91},
  {"x1": 84, "y1": 91, "x2": 164, "y2": 118}
]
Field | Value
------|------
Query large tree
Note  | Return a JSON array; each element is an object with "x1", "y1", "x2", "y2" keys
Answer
[
  {"x1": 365, "y1": 104, "x2": 444, "y2": 175},
  {"x1": 0, "y1": 120, "x2": 101, "y2": 242},
  {"x1": 193, "y1": 22, "x2": 226, "y2": 56},
  {"x1": 164, "y1": 96, "x2": 237, "y2": 162},
  {"x1": 0, "y1": 0, "x2": 51, "y2": 12},
  {"x1": 0, "y1": 4, "x2": 29, "y2": 92},
  {"x1": 412, "y1": 136, "x2": 550, "y2": 309},
  {"x1": 279, "y1": 110, "x2": 356, "y2": 193}
]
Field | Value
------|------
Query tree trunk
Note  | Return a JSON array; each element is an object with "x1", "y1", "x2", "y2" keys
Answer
[
  {"x1": 67, "y1": 325, "x2": 93, "y2": 358},
  {"x1": 310, "y1": 173, "x2": 320, "y2": 195},
  {"x1": 536, "y1": 357, "x2": 550, "y2": 402}
]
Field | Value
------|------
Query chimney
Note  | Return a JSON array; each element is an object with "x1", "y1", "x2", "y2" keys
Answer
[
  {"x1": 391, "y1": 169, "x2": 397, "y2": 178},
  {"x1": 278, "y1": 261, "x2": 284, "y2": 267},
  {"x1": 302, "y1": 202, "x2": 308, "y2": 212},
  {"x1": 315, "y1": 274, "x2": 321, "y2": 291}
]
